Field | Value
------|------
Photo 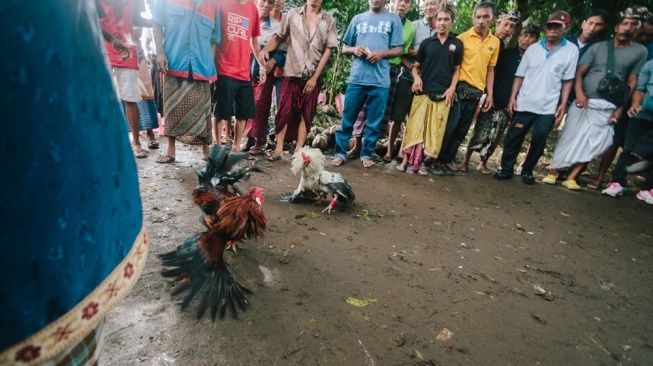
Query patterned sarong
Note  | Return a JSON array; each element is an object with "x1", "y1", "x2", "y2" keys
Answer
[
  {"x1": 401, "y1": 94, "x2": 450, "y2": 165},
  {"x1": 467, "y1": 108, "x2": 511, "y2": 163},
  {"x1": 352, "y1": 65, "x2": 400, "y2": 138},
  {"x1": 151, "y1": 54, "x2": 164, "y2": 116},
  {"x1": 163, "y1": 75, "x2": 212, "y2": 145},
  {"x1": 274, "y1": 77, "x2": 321, "y2": 141}
]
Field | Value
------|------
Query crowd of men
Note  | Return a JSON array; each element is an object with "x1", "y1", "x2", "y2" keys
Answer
[{"x1": 100, "y1": 0, "x2": 653, "y2": 206}]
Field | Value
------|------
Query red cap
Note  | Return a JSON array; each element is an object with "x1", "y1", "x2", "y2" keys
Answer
[{"x1": 546, "y1": 10, "x2": 570, "y2": 25}]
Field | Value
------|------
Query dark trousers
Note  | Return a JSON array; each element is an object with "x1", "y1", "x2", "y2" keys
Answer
[
  {"x1": 610, "y1": 118, "x2": 653, "y2": 187},
  {"x1": 499, "y1": 111, "x2": 555, "y2": 176},
  {"x1": 439, "y1": 98, "x2": 478, "y2": 164}
]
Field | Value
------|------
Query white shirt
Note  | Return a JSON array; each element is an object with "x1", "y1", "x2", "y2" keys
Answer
[{"x1": 515, "y1": 38, "x2": 579, "y2": 115}]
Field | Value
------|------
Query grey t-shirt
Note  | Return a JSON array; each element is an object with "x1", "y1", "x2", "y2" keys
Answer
[{"x1": 581, "y1": 41, "x2": 648, "y2": 99}]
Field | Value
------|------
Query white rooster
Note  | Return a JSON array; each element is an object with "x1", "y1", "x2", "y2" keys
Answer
[{"x1": 279, "y1": 147, "x2": 356, "y2": 214}]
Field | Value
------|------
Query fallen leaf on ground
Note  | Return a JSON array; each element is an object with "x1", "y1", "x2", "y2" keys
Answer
[
  {"x1": 560, "y1": 212, "x2": 571, "y2": 217},
  {"x1": 436, "y1": 328, "x2": 454, "y2": 342},
  {"x1": 345, "y1": 297, "x2": 377, "y2": 307}
]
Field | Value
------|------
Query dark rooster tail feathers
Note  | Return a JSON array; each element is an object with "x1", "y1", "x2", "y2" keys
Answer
[
  {"x1": 194, "y1": 143, "x2": 261, "y2": 188},
  {"x1": 159, "y1": 232, "x2": 251, "y2": 320}
]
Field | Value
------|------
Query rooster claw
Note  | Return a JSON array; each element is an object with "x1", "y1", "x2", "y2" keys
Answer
[{"x1": 321, "y1": 206, "x2": 332, "y2": 214}]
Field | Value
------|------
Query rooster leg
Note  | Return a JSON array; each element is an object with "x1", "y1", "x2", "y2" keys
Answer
[
  {"x1": 225, "y1": 240, "x2": 244, "y2": 254},
  {"x1": 321, "y1": 194, "x2": 339, "y2": 214}
]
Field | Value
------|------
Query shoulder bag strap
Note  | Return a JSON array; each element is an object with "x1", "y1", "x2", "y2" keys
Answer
[{"x1": 606, "y1": 41, "x2": 615, "y2": 76}]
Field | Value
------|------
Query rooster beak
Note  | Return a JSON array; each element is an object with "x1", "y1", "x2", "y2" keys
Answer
[{"x1": 255, "y1": 197, "x2": 262, "y2": 206}]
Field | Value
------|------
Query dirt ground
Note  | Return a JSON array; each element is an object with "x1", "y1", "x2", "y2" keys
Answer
[{"x1": 101, "y1": 141, "x2": 653, "y2": 366}]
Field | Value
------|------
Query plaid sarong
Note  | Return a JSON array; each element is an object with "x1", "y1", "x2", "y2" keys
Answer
[
  {"x1": 352, "y1": 65, "x2": 400, "y2": 138},
  {"x1": 163, "y1": 75, "x2": 212, "y2": 145},
  {"x1": 41, "y1": 320, "x2": 105, "y2": 366}
]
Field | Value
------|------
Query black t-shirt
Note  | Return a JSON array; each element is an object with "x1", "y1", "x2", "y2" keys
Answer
[
  {"x1": 493, "y1": 46, "x2": 522, "y2": 109},
  {"x1": 415, "y1": 34, "x2": 463, "y2": 94}
]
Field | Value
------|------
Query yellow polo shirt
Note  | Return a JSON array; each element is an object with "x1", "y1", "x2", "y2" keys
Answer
[{"x1": 457, "y1": 27, "x2": 500, "y2": 91}]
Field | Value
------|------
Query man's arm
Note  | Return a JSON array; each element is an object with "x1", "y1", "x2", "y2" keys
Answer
[
  {"x1": 610, "y1": 73, "x2": 639, "y2": 121},
  {"x1": 555, "y1": 79, "x2": 573, "y2": 123},
  {"x1": 573, "y1": 64, "x2": 591, "y2": 108},
  {"x1": 411, "y1": 61, "x2": 423, "y2": 92},
  {"x1": 444, "y1": 66, "x2": 460, "y2": 107},
  {"x1": 259, "y1": 34, "x2": 281, "y2": 63},
  {"x1": 507, "y1": 76, "x2": 524, "y2": 115},
  {"x1": 303, "y1": 47, "x2": 333, "y2": 95},
  {"x1": 367, "y1": 46, "x2": 403, "y2": 64},
  {"x1": 628, "y1": 90, "x2": 645, "y2": 117},
  {"x1": 482, "y1": 66, "x2": 495, "y2": 112},
  {"x1": 153, "y1": 23, "x2": 168, "y2": 73}
]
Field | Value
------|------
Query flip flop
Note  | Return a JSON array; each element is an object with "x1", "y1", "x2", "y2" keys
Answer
[
  {"x1": 382, "y1": 155, "x2": 393, "y2": 163},
  {"x1": 148, "y1": 140, "x2": 159, "y2": 149},
  {"x1": 586, "y1": 182, "x2": 601, "y2": 190},
  {"x1": 395, "y1": 164, "x2": 407, "y2": 172},
  {"x1": 134, "y1": 149, "x2": 148, "y2": 158},
  {"x1": 156, "y1": 155, "x2": 175, "y2": 164},
  {"x1": 412, "y1": 167, "x2": 429, "y2": 176},
  {"x1": 452, "y1": 165, "x2": 468, "y2": 172},
  {"x1": 249, "y1": 146, "x2": 264, "y2": 155},
  {"x1": 265, "y1": 151, "x2": 282, "y2": 161}
]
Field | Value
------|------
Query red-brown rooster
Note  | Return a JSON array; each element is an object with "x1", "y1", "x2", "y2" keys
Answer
[{"x1": 159, "y1": 143, "x2": 266, "y2": 320}]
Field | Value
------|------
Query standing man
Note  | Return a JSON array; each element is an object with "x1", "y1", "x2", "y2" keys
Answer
[
  {"x1": 152, "y1": 0, "x2": 220, "y2": 163},
  {"x1": 567, "y1": 9, "x2": 609, "y2": 58},
  {"x1": 347, "y1": 0, "x2": 415, "y2": 162},
  {"x1": 331, "y1": 0, "x2": 404, "y2": 168},
  {"x1": 384, "y1": 0, "x2": 438, "y2": 163},
  {"x1": 396, "y1": 3, "x2": 462, "y2": 175},
  {"x1": 494, "y1": 10, "x2": 578, "y2": 184},
  {"x1": 212, "y1": 0, "x2": 263, "y2": 153},
  {"x1": 432, "y1": 1, "x2": 500, "y2": 175},
  {"x1": 544, "y1": 10, "x2": 647, "y2": 190},
  {"x1": 494, "y1": 9, "x2": 520, "y2": 48},
  {"x1": 461, "y1": 24, "x2": 541, "y2": 174},
  {"x1": 259, "y1": 0, "x2": 338, "y2": 161},
  {"x1": 100, "y1": 0, "x2": 152, "y2": 159}
]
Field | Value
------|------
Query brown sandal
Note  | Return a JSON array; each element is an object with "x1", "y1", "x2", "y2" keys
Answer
[
  {"x1": 156, "y1": 155, "x2": 175, "y2": 164},
  {"x1": 265, "y1": 151, "x2": 282, "y2": 161}
]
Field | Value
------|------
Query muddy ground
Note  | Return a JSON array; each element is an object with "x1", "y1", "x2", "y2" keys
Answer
[{"x1": 101, "y1": 140, "x2": 653, "y2": 366}]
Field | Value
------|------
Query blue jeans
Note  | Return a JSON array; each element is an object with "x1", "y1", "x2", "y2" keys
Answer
[{"x1": 334, "y1": 84, "x2": 390, "y2": 160}]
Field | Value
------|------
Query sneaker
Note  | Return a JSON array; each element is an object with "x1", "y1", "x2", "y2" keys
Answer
[
  {"x1": 637, "y1": 189, "x2": 653, "y2": 204},
  {"x1": 542, "y1": 174, "x2": 557, "y2": 185},
  {"x1": 521, "y1": 174, "x2": 535, "y2": 185},
  {"x1": 602, "y1": 182, "x2": 624, "y2": 197},
  {"x1": 562, "y1": 179, "x2": 581, "y2": 190},
  {"x1": 442, "y1": 164, "x2": 456, "y2": 176},
  {"x1": 493, "y1": 171, "x2": 512, "y2": 180}
]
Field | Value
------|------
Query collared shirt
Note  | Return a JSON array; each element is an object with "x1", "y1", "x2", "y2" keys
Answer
[
  {"x1": 412, "y1": 18, "x2": 436, "y2": 50},
  {"x1": 415, "y1": 33, "x2": 463, "y2": 94},
  {"x1": 276, "y1": 5, "x2": 338, "y2": 78},
  {"x1": 152, "y1": 0, "x2": 221, "y2": 81},
  {"x1": 457, "y1": 27, "x2": 500, "y2": 91},
  {"x1": 514, "y1": 39, "x2": 578, "y2": 114},
  {"x1": 389, "y1": 17, "x2": 415, "y2": 66}
]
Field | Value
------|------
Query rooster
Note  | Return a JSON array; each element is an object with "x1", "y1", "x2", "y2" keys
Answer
[
  {"x1": 280, "y1": 146, "x2": 355, "y2": 214},
  {"x1": 159, "y1": 144, "x2": 266, "y2": 320}
]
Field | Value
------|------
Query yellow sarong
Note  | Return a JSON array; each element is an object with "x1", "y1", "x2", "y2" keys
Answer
[{"x1": 401, "y1": 94, "x2": 450, "y2": 157}]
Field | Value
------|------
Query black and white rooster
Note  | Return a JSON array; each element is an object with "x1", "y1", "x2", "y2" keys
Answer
[{"x1": 279, "y1": 146, "x2": 355, "y2": 214}]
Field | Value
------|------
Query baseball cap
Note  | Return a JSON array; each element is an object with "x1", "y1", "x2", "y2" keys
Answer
[{"x1": 546, "y1": 10, "x2": 571, "y2": 25}]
